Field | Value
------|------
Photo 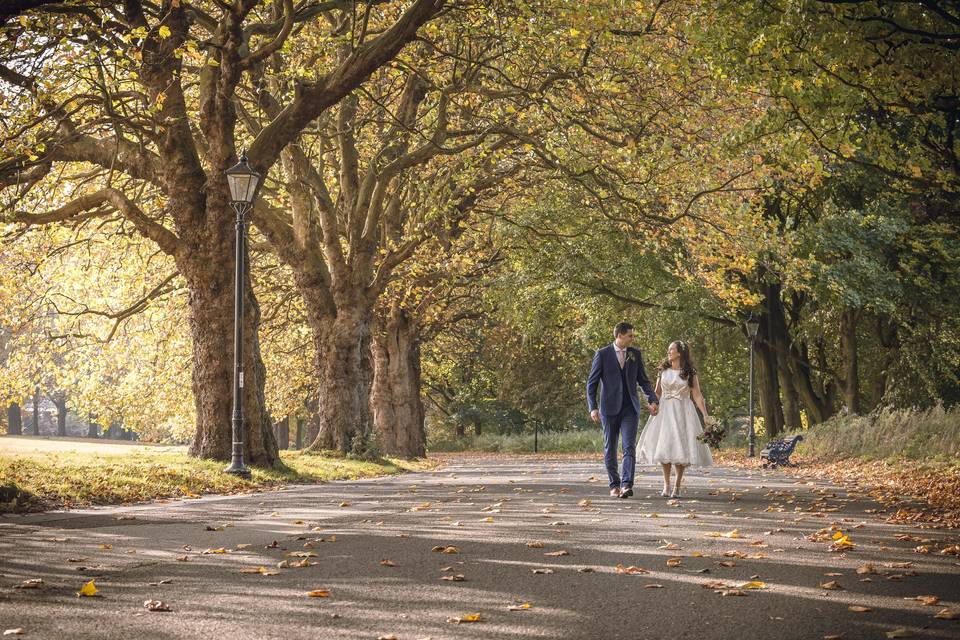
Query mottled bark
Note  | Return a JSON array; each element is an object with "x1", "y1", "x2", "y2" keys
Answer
[
  {"x1": 183, "y1": 244, "x2": 279, "y2": 465},
  {"x1": 372, "y1": 303, "x2": 426, "y2": 458},
  {"x1": 308, "y1": 310, "x2": 373, "y2": 453}
]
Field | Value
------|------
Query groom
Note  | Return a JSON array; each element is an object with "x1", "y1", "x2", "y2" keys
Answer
[{"x1": 586, "y1": 322, "x2": 659, "y2": 498}]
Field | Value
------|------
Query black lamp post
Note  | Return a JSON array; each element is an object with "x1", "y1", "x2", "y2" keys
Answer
[
  {"x1": 224, "y1": 151, "x2": 260, "y2": 478},
  {"x1": 745, "y1": 315, "x2": 760, "y2": 457}
]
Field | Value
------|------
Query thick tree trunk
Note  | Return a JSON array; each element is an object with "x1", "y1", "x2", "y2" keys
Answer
[
  {"x1": 31, "y1": 386, "x2": 40, "y2": 436},
  {"x1": 764, "y1": 284, "x2": 801, "y2": 430},
  {"x1": 308, "y1": 310, "x2": 374, "y2": 453},
  {"x1": 87, "y1": 421, "x2": 100, "y2": 438},
  {"x1": 274, "y1": 415, "x2": 290, "y2": 450},
  {"x1": 53, "y1": 397, "x2": 67, "y2": 437},
  {"x1": 372, "y1": 304, "x2": 426, "y2": 458},
  {"x1": 840, "y1": 308, "x2": 861, "y2": 414},
  {"x1": 7, "y1": 403, "x2": 22, "y2": 435},
  {"x1": 182, "y1": 237, "x2": 279, "y2": 466}
]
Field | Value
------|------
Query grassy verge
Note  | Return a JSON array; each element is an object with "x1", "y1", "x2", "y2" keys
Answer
[{"x1": 0, "y1": 437, "x2": 435, "y2": 513}]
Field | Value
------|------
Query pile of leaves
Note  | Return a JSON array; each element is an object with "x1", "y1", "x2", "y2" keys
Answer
[{"x1": 715, "y1": 450, "x2": 960, "y2": 529}]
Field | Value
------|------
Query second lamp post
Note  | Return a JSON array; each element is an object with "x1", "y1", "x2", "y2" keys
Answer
[{"x1": 224, "y1": 151, "x2": 260, "y2": 478}]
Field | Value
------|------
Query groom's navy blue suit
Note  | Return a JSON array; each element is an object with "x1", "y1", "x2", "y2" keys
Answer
[{"x1": 586, "y1": 345, "x2": 658, "y2": 489}]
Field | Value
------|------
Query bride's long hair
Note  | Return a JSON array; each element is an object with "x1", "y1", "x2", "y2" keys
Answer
[{"x1": 659, "y1": 340, "x2": 697, "y2": 387}]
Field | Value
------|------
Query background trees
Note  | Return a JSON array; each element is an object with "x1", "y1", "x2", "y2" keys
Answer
[{"x1": 2, "y1": 1, "x2": 956, "y2": 453}]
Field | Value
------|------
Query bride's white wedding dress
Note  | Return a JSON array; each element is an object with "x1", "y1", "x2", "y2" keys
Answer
[{"x1": 637, "y1": 367, "x2": 714, "y2": 467}]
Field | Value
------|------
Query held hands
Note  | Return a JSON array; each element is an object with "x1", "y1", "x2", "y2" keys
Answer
[
  {"x1": 649, "y1": 402, "x2": 659, "y2": 416},
  {"x1": 590, "y1": 409, "x2": 600, "y2": 423}
]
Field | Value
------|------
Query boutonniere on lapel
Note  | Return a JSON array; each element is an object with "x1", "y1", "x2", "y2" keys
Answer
[{"x1": 625, "y1": 351, "x2": 637, "y2": 364}]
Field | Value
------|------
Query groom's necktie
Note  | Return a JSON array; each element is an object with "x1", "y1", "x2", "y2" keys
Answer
[{"x1": 617, "y1": 349, "x2": 625, "y2": 368}]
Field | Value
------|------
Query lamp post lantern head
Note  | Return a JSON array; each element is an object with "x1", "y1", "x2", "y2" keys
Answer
[
  {"x1": 745, "y1": 317, "x2": 760, "y2": 338},
  {"x1": 225, "y1": 151, "x2": 261, "y2": 204}
]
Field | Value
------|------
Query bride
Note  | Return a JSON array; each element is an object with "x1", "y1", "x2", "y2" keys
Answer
[{"x1": 636, "y1": 340, "x2": 713, "y2": 498}]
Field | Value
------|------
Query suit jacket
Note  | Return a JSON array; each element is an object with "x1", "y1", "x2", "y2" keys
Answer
[{"x1": 586, "y1": 344, "x2": 658, "y2": 416}]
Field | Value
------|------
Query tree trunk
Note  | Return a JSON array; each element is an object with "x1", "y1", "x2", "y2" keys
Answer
[
  {"x1": 181, "y1": 239, "x2": 279, "y2": 466},
  {"x1": 274, "y1": 415, "x2": 290, "y2": 450},
  {"x1": 765, "y1": 284, "x2": 801, "y2": 431},
  {"x1": 87, "y1": 420, "x2": 100, "y2": 438},
  {"x1": 295, "y1": 416, "x2": 304, "y2": 449},
  {"x1": 53, "y1": 397, "x2": 67, "y2": 437},
  {"x1": 372, "y1": 303, "x2": 426, "y2": 458},
  {"x1": 755, "y1": 339, "x2": 784, "y2": 438},
  {"x1": 456, "y1": 421, "x2": 465, "y2": 437},
  {"x1": 31, "y1": 386, "x2": 40, "y2": 436},
  {"x1": 7, "y1": 403, "x2": 22, "y2": 435},
  {"x1": 840, "y1": 308, "x2": 861, "y2": 414},
  {"x1": 869, "y1": 315, "x2": 899, "y2": 410},
  {"x1": 308, "y1": 310, "x2": 374, "y2": 453}
]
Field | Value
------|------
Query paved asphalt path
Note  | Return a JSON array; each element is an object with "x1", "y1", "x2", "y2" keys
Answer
[{"x1": 1, "y1": 456, "x2": 959, "y2": 640}]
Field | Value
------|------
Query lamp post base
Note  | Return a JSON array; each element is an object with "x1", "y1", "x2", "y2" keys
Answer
[{"x1": 225, "y1": 436, "x2": 251, "y2": 478}]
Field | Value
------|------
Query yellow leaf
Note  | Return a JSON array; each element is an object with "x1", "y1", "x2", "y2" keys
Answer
[
  {"x1": 158, "y1": 25, "x2": 171, "y2": 39},
  {"x1": 885, "y1": 628, "x2": 912, "y2": 639},
  {"x1": 202, "y1": 548, "x2": 228, "y2": 554},
  {"x1": 306, "y1": 590, "x2": 330, "y2": 598},
  {"x1": 739, "y1": 581, "x2": 766, "y2": 590},
  {"x1": 77, "y1": 580, "x2": 98, "y2": 597},
  {"x1": 508, "y1": 602, "x2": 532, "y2": 611}
]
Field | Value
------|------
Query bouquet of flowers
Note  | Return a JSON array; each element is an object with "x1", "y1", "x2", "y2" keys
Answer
[{"x1": 697, "y1": 416, "x2": 726, "y2": 450}]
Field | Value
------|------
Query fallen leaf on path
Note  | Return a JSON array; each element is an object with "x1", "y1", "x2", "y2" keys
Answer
[
  {"x1": 379, "y1": 559, "x2": 396, "y2": 567},
  {"x1": 885, "y1": 628, "x2": 912, "y2": 638},
  {"x1": 432, "y1": 546, "x2": 460, "y2": 554},
  {"x1": 377, "y1": 635, "x2": 397, "y2": 640},
  {"x1": 3, "y1": 630, "x2": 24, "y2": 636},
  {"x1": 205, "y1": 525, "x2": 224, "y2": 532},
  {"x1": 508, "y1": 603, "x2": 532, "y2": 610},
  {"x1": 910, "y1": 596, "x2": 940, "y2": 606},
  {"x1": 544, "y1": 550, "x2": 569, "y2": 557},
  {"x1": 615, "y1": 564, "x2": 649, "y2": 575},
  {"x1": 448, "y1": 613, "x2": 481, "y2": 624},
  {"x1": 666, "y1": 558, "x2": 683, "y2": 567},
  {"x1": 821, "y1": 581, "x2": 843, "y2": 590},
  {"x1": 720, "y1": 589, "x2": 747, "y2": 596},
  {"x1": 849, "y1": 606, "x2": 872, "y2": 612},
  {"x1": 577, "y1": 567, "x2": 595, "y2": 573},
  {"x1": 77, "y1": 580, "x2": 98, "y2": 597},
  {"x1": 531, "y1": 568, "x2": 554, "y2": 574},
  {"x1": 526, "y1": 541, "x2": 544, "y2": 548},
  {"x1": 934, "y1": 609, "x2": 958, "y2": 620},
  {"x1": 292, "y1": 558, "x2": 316, "y2": 568},
  {"x1": 738, "y1": 581, "x2": 766, "y2": 590},
  {"x1": 235, "y1": 544, "x2": 251, "y2": 550},
  {"x1": 856, "y1": 564, "x2": 876, "y2": 575},
  {"x1": 718, "y1": 561, "x2": 737, "y2": 568},
  {"x1": 578, "y1": 499, "x2": 592, "y2": 507},
  {"x1": 202, "y1": 548, "x2": 228, "y2": 555},
  {"x1": 659, "y1": 543, "x2": 681, "y2": 551},
  {"x1": 644, "y1": 584, "x2": 664, "y2": 589},
  {"x1": 339, "y1": 502, "x2": 350, "y2": 507},
  {"x1": 441, "y1": 575, "x2": 465, "y2": 582},
  {"x1": 306, "y1": 590, "x2": 330, "y2": 598},
  {"x1": 143, "y1": 600, "x2": 172, "y2": 612},
  {"x1": 99, "y1": 544, "x2": 112, "y2": 550},
  {"x1": 13, "y1": 579, "x2": 42, "y2": 590},
  {"x1": 702, "y1": 581, "x2": 730, "y2": 589},
  {"x1": 176, "y1": 555, "x2": 188, "y2": 562},
  {"x1": 286, "y1": 551, "x2": 317, "y2": 558}
]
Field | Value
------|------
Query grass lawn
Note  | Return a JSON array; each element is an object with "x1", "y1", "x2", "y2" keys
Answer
[{"x1": 0, "y1": 435, "x2": 435, "y2": 513}]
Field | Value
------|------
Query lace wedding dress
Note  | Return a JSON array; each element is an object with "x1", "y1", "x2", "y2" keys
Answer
[{"x1": 636, "y1": 367, "x2": 714, "y2": 467}]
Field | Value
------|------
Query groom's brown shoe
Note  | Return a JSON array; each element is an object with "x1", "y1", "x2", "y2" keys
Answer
[{"x1": 609, "y1": 487, "x2": 620, "y2": 497}]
